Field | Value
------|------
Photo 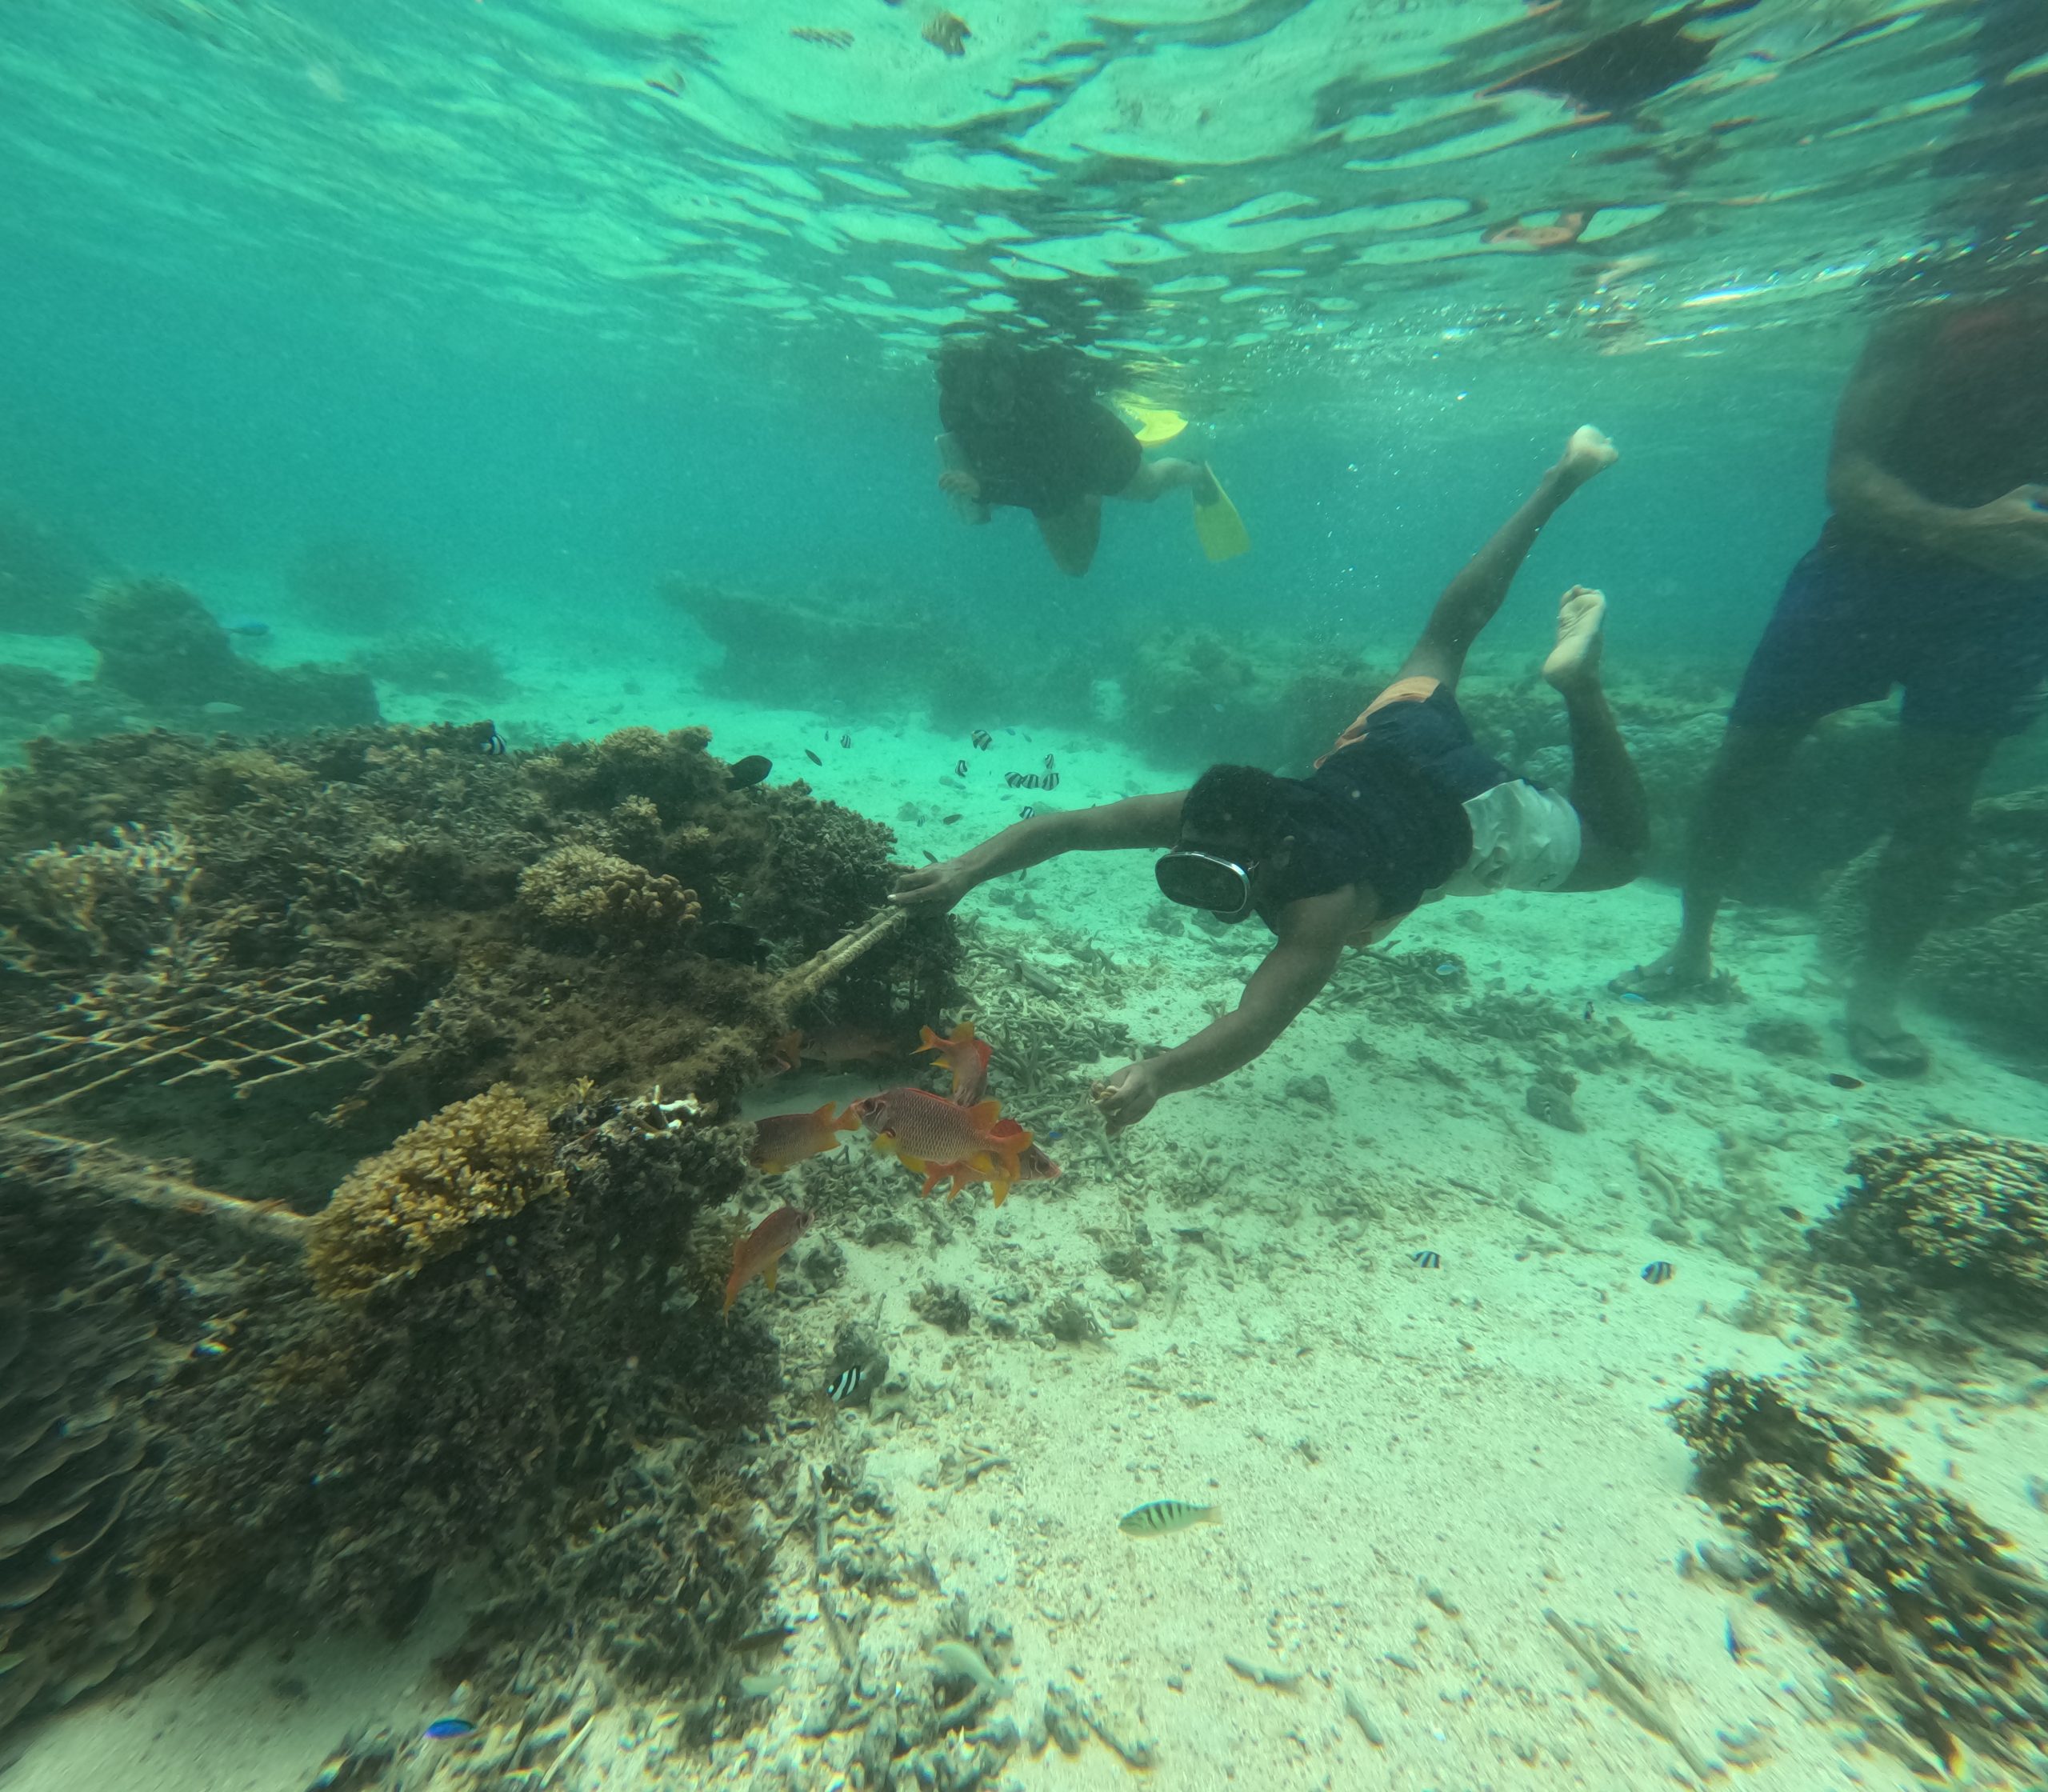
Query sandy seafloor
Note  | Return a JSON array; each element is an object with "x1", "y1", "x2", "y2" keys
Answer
[{"x1": 7, "y1": 614, "x2": 2048, "y2": 1792}]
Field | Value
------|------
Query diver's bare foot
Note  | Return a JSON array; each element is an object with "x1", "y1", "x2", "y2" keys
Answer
[
  {"x1": 1610, "y1": 946, "x2": 1714, "y2": 999},
  {"x1": 1843, "y1": 987, "x2": 1930, "y2": 1077},
  {"x1": 1542, "y1": 584, "x2": 1606, "y2": 692},
  {"x1": 1557, "y1": 426, "x2": 1618, "y2": 490}
]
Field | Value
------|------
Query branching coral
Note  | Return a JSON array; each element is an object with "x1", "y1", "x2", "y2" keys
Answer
[
  {"x1": 1833, "y1": 1131, "x2": 2048, "y2": 1299},
  {"x1": 1674, "y1": 1371, "x2": 2048, "y2": 1776},
  {"x1": 517, "y1": 844, "x2": 702, "y2": 948},
  {"x1": 309, "y1": 1086, "x2": 567, "y2": 1300}
]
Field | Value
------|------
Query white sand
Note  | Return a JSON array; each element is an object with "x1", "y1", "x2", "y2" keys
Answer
[{"x1": 8, "y1": 638, "x2": 2047, "y2": 1792}]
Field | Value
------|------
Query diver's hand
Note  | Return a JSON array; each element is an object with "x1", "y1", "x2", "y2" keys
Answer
[
  {"x1": 890, "y1": 858, "x2": 977, "y2": 914},
  {"x1": 938, "y1": 469, "x2": 982, "y2": 502},
  {"x1": 1093, "y1": 1061, "x2": 1165, "y2": 1135},
  {"x1": 1947, "y1": 486, "x2": 2048, "y2": 582}
]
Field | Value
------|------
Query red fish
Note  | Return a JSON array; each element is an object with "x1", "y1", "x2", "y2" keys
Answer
[
  {"x1": 804, "y1": 1026, "x2": 901, "y2": 1069},
  {"x1": 922, "y1": 1134, "x2": 1060, "y2": 1206},
  {"x1": 918, "y1": 1020, "x2": 991, "y2": 1105},
  {"x1": 749, "y1": 1102, "x2": 857, "y2": 1174},
  {"x1": 851, "y1": 1086, "x2": 1030, "y2": 1200},
  {"x1": 723, "y1": 1206, "x2": 814, "y2": 1314},
  {"x1": 764, "y1": 1029, "x2": 805, "y2": 1074}
]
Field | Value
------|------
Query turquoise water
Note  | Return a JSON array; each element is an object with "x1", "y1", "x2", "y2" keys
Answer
[{"x1": 4, "y1": 4, "x2": 2048, "y2": 1791}]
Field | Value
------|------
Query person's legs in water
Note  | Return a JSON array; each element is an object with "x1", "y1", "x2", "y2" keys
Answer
[
  {"x1": 1113, "y1": 458, "x2": 1218, "y2": 504},
  {"x1": 1542, "y1": 586, "x2": 1650, "y2": 890},
  {"x1": 1842, "y1": 726, "x2": 1997, "y2": 1074},
  {"x1": 1618, "y1": 720, "x2": 1813, "y2": 994},
  {"x1": 1394, "y1": 425, "x2": 1618, "y2": 690},
  {"x1": 1035, "y1": 497, "x2": 1103, "y2": 577}
]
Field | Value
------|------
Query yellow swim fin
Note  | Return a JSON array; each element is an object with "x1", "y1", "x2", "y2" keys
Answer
[
  {"x1": 1121, "y1": 402, "x2": 1189, "y2": 446},
  {"x1": 1193, "y1": 474, "x2": 1250, "y2": 562}
]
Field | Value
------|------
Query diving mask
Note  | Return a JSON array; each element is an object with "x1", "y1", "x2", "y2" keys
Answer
[{"x1": 1154, "y1": 848, "x2": 1258, "y2": 922}]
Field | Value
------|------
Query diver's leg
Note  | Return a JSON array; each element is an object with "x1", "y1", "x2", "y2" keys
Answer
[
  {"x1": 1614, "y1": 720, "x2": 1811, "y2": 990},
  {"x1": 1396, "y1": 426, "x2": 1618, "y2": 690},
  {"x1": 1541, "y1": 587, "x2": 1649, "y2": 890},
  {"x1": 1035, "y1": 498, "x2": 1102, "y2": 577},
  {"x1": 1842, "y1": 726, "x2": 1996, "y2": 1074},
  {"x1": 1115, "y1": 458, "x2": 1215, "y2": 502}
]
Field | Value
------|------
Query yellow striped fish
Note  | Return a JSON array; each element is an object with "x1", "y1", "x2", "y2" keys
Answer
[{"x1": 1118, "y1": 1500, "x2": 1220, "y2": 1537}]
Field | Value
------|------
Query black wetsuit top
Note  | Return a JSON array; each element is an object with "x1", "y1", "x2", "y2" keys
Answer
[
  {"x1": 938, "y1": 389, "x2": 1142, "y2": 517},
  {"x1": 1250, "y1": 687, "x2": 1513, "y2": 932}
]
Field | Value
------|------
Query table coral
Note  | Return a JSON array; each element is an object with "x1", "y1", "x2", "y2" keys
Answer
[
  {"x1": 517, "y1": 843, "x2": 702, "y2": 947},
  {"x1": 309, "y1": 1085, "x2": 567, "y2": 1300},
  {"x1": 1674, "y1": 1370, "x2": 2048, "y2": 1776}
]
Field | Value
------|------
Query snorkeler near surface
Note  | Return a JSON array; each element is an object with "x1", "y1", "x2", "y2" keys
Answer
[
  {"x1": 892, "y1": 426, "x2": 1646, "y2": 1133},
  {"x1": 1614, "y1": 293, "x2": 2048, "y2": 1078},
  {"x1": 933, "y1": 335, "x2": 1238, "y2": 577}
]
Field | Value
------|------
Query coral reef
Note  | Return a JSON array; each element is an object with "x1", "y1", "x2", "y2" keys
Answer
[
  {"x1": 83, "y1": 578, "x2": 378, "y2": 735},
  {"x1": 1813, "y1": 1131, "x2": 2048, "y2": 1317},
  {"x1": 0, "y1": 1085, "x2": 784, "y2": 1746},
  {"x1": 1673, "y1": 1370, "x2": 2048, "y2": 1776},
  {"x1": 0, "y1": 498, "x2": 110, "y2": 636},
  {"x1": 351, "y1": 629, "x2": 512, "y2": 700},
  {"x1": 0, "y1": 722, "x2": 957, "y2": 1200},
  {"x1": 307, "y1": 1086, "x2": 568, "y2": 1301},
  {"x1": 286, "y1": 535, "x2": 437, "y2": 633},
  {"x1": 518, "y1": 844, "x2": 702, "y2": 948},
  {"x1": 1821, "y1": 787, "x2": 2048, "y2": 1034}
]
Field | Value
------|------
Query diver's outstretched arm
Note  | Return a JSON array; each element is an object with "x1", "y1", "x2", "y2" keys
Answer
[{"x1": 1394, "y1": 426, "x2": 1617, "y2": 690}]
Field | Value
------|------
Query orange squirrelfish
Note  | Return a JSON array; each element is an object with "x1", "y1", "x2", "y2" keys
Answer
[
  {"x1": 749, "y1": 1102, "x2": 857, "y2": 1174},
  {"x1": 723, "y1": 1205, "x2": 814, "y2": 1315},
  {"x1": 917, "y1": 1020, "x2": 991, "y2": 1106},
  {"x1": 851, "y1": 1086, "x2": 1030, "y2": 1201},
  {"x1": 924, "y1": 1134, "x2": 1060, "y2": 1207}
]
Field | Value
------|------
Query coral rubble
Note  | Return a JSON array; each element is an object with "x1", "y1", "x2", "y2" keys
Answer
[{"x1": 1674, "y1": 1370, "x2": 2048, "y2": 1775}]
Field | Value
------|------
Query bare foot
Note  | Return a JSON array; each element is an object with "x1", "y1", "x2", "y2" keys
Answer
[
  {"x1": 1558, "y1": 425, "x2": 1618, "y2": 490},
  {"x1": 1542, "y1": 584, "x2": 1606, "y2": 692},
  {"x1": 1843, "y1": 986, "x2": 1930, "y2": 1077}
]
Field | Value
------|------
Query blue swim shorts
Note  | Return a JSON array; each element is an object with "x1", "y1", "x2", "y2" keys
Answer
[{"x1": 1730, "y1": 537, "x2": 2048, "y2": 735}]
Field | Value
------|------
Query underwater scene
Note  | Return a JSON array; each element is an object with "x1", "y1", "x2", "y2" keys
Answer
[{"x1": 6, "y1": 2, "x2": 2048, "y2": 1790}]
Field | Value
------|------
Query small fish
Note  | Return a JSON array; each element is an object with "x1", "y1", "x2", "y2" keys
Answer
[
  {"x1": 480, "y1": 723, "x2": 507, "y2": 756},
  {"x1": 1620, "y1": 991, "x2": 1649, "y2": 1004},
  {"x1": 222, "y1": 616, "x2": 270, "y2": 638},
  {"x1": 749, "y1": 1102, "x2": 858, "y2": 1174},
  {"x1": 723, "y1": 1206, "x2": 815, "y2": 1314},
  {"x1": 828, "y1": 1366, "x2": 865, "y2": 1403},
  {"x1": 1025, "y1": 772, "x2": 1042, "y2": 788},
  {"x1": 918, "y1": 1018, "x2": 992, "y2": 1104},
  {"x1": 190, "y1": 1338, "x2": 229, "y2": 1360},
  {"x1": 922, "y1": 850, "x2": 938, "y2": 863},
  {"x1": 1642, "y1": 1260, "x2": 1675, "y2": 1285},
  {"x1": 806, "y1": 749, "x2": 823, "y2": 766},
  {"x1": 971, "y1": 729, "x2": 992, "y2": 750},
  {"x1": 1005, "y1": 771, "x2": 1026, "y2": 787},
  {"x1": 1827, "y1": 1072, "x2": 1864, "y2": 1090},
  {"x1": 1412, "y1": 1250, "x2": 1441, "y2": 1268},
  {"x1": 423, "y1": 1718, "x2": 475, "y2": 1741},
  {"x1": 791, "y1": 26, "x2": 853, "y2": 46},
  {"x1": 928, "y1": 1639, "x2": 998, "y2": 1691},
  {"x1": 1582, "y1": 1002, "x2": 1595, "y2": 1021},
  {"x1": 1119, "y1": 1499, "x2": 1219, "y2": 1537},
  {"x1": 765, "y1": 1028, "x2": 804, "y2": 1074},
  {"x1": 1043, "y1": 753, "x2": 1055, "y2": 770},
  {"x1": 954, "y1": 758, "x2": 968, "y2": 776},
  {"x1": 1778, "y1": 1204, "x2": 1805, "y2": 1221},
  {"x1": 1725, "y1": 1614, "x2": 1749, "y2": 1663},
  {"x1": 922, "y1": 8, "x2": 970, "y2": 55},
  {"x1": 840, "y1": 732, "x2": 852, "y2": 748},
  {"x1": 1434, "y1": 962, "x2": 1459, "y2": 978},
  {"x1": 1045, "y1": 1127, "x2": 1065, "y2": 1142},
  {"x1": 1044, "y1": 771, "x2": 1059, "y2": 789},
  {"x1": 728, "y1": 754, "x2": 773, "y2": 789},
  {"x1": 851, "y1": 1086, "x2": 1033, "y2": 1202},
  {"x1": 942, "y1": 812, "x2": 962, "y2": 824},
  {"x1": 1020, "y1": 806, "x2": 1035, "y2": 818}
]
